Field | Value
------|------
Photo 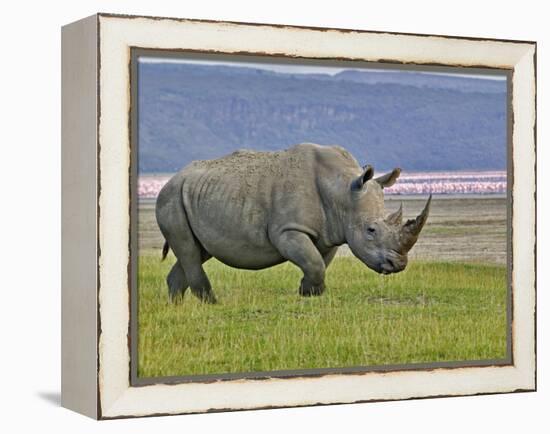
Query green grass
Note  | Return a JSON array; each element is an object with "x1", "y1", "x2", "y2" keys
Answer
[{"x1": 137, "y1": 254, "x2": 508, "y2": 378}]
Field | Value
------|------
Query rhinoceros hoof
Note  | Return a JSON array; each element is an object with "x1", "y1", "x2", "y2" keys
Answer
[{"x1": 299, "y1": 280, "x2": 326, "y2": 297}]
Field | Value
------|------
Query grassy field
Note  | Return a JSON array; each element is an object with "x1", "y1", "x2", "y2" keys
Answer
[
  {"x1": 137, "y1": 196, "x2": 508, "y2": 378},
  {"x1": 138, "y1": 256, "x2": 507, "y2": 378}
]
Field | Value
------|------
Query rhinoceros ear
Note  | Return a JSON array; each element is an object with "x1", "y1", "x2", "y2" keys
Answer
[
  {"x1": 375, "y1": 168, "x2": 401, "y2": 188},
  {"x1": 352, "y1": 165, "x2": 374, "y2": 191}
]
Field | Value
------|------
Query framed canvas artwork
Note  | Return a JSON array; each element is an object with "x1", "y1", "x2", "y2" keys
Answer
[{"x1": 61, "y1": 13, "x2": 536, "y2": 419}]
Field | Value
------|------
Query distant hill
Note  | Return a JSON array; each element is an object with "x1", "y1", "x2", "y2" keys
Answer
[
  {"x1": 137, "y1": 63, "x2": 507, "y2": 174},
  {"x1": 333, "y1": 69, "x2": 507, "y2": 93}
]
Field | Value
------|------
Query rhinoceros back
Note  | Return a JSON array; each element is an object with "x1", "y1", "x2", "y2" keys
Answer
[{"x1": 178, "y1": 144, "x2": 324, "y2": 268}]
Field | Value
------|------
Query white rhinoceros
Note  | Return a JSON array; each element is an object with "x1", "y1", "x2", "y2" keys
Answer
[{"x1": 156, "y1": 143, "x2": 431, "y2": 303}]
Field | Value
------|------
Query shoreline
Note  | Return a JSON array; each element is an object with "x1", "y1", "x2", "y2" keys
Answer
[{"x1": 138, "y1": 193, "x2": 507, "y2": 204}]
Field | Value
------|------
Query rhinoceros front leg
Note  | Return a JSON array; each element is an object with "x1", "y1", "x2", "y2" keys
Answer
[
  {"x1": 273, "y1": 230, "x2": 327, "y2": 296},
  {"x1": 322, "y1": 247, "x2": 338, "y2": 268}
]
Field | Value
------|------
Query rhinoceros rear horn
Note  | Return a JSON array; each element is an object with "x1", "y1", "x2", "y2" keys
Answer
[
  {"x1": 386, "y1": 203, "x2": 403, "y2": 225},
  {"x1": 400, "y1": 194, "x2": 432, "y2": 250}
]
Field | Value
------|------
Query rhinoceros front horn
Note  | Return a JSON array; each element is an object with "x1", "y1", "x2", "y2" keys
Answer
[{"x1": 400, "y1": 194, "x2": 432, "y2": 251}]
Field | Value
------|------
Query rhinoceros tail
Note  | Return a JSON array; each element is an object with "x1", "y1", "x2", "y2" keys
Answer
[{"x1": 161, "y1": 240, "x2": 170, "y2": 261}]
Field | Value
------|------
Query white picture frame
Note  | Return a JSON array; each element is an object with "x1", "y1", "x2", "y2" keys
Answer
[{"x1": 61, "y1": 13, "x2": 536, "y2": 419}]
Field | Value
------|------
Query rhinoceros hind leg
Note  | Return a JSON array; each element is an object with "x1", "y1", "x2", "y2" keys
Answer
[
  {"x1": 156, "y1": 182, "x2": 216, "y2": 304},
  {"x1": 169, "y1": 246, "x2": 216, "y2": 304},
  {"x1": 186, "y1": 265, "x2": 217, "y2": 304},
  {"x1": 166, "y1": 262, "x2": 189, "y2": 303}
]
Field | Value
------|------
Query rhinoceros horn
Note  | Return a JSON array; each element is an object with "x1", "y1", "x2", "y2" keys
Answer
[
  {"x1": 400, "y1": 194, "x2": 432, "y2": 251},
  {"x1": 386, "y1": 203, "x2": 403, "y2": 225}
]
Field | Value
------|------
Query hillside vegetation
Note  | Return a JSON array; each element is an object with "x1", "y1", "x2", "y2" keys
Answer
[{"x1": 138, "y1": 63, "x2": 507, "y2": 173}]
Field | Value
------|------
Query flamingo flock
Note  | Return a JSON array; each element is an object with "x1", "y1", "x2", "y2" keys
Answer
[
  {"x1": 137, "y1": 171, "x2": 507, "y2": 199},
  {"x1": 384, "y1": 171, "x2": 507, "y2": 195}
]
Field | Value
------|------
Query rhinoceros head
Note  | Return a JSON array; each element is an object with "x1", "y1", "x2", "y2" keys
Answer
[{"x1": 344, "y1": 166, "x2": 431, "y2": 274}]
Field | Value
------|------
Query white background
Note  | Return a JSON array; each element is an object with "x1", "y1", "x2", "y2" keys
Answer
[{"x1": 0, "y1": 0, "x2": 547, "y2": 432}]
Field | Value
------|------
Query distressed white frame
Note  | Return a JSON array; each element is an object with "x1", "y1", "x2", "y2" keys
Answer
[{"x1": 63, "y1": 13, "x2": 536, "y2": 419}]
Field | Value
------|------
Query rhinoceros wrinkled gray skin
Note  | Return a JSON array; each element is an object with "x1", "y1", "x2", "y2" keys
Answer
[{"x1": 155, "y1": 143, "x2": 431, "y2": 303}]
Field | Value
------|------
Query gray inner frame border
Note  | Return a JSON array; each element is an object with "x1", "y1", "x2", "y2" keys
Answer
[{"x1": 129, "y1": 47, "x2": 514, "y2": 387}]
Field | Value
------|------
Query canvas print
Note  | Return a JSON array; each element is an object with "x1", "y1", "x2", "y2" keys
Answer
[{"x1": 133, "y1": 53, "x2": 509, "y2": 381}]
